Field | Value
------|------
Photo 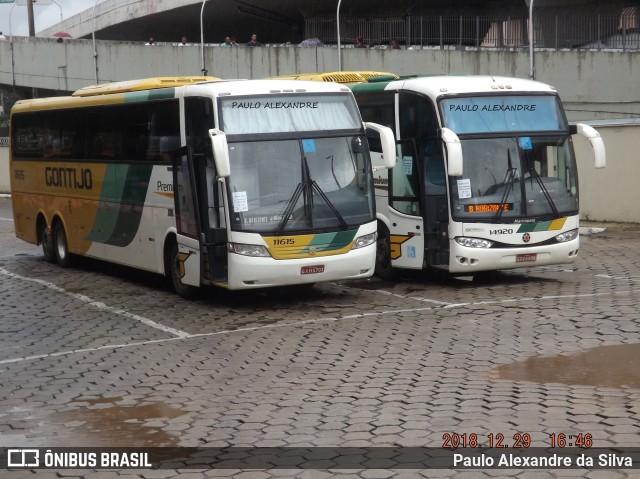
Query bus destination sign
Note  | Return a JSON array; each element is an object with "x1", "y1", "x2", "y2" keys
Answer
[{"x1": 465, "y1": 203, "x2": 513, "y2": 213}]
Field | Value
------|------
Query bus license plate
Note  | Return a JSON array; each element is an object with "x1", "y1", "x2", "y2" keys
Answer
[
  {"x1": 516, "y1": 253, "x2": 537, "y2": 263},
  {"x1": 301, "y1": 265, "x2": 325, "y2": 275}
]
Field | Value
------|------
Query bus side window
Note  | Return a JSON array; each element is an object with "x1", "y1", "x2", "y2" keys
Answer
[
  {"x1": 399, "y1": 92, "x2": 444, "y2": 195},
  {"x1": 159, "y1": 136, "x2": 180, "y2": 162},
  {"x1": 366, "y1": 129, "x2": 382, "y2": 154},
  {"x1": 424, "y1": 139, "x2": 446, "y2": 187},
  {"x1": 185, "y1": 97, "x2": 221, "y2": 230},
  {"x1": 149, "y1": 101, "x2": 180, "y2": 162},
  {"x1": 355, "y1": 93, "x2": 396, "y2": 136},
  {"x1": 390, "y1": 141, "x2": 420, "y2": 215},
  {"x1": 425, "y1": 157, "x2": 446, "y2": 186},
  {"x1": 185, "y1": 97, "x2": 214, "y2": 159}
]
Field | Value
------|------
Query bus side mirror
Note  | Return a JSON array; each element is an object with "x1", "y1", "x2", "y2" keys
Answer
[
  {"x1": 575, "y1": 123, "x2": 606, "y2": 169},
  {"x1": 208, "y1": 129, "x2": 230, "y2": 177},
  {"x1": 440, "y1": 127, "x2": 463, "y2": 176},
  {"x1": 364, "y1": 122, "x2": 396, "y2": 170}
]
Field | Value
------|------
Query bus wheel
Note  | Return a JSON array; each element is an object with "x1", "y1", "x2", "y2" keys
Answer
[
  {"x1": 166, "y1": 240, "x2": 198, "y2": 300},
  {"x1": 53, "y1": 221, "x2": 74, "y2": 268},
  {"x1": 375, "y1": 227, "x2": 398, "y2": 281},
  {"x1": 40, "y1": 221, "x2": 56, "y2": 264}
]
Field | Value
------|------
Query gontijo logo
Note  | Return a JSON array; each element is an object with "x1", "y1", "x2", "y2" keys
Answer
[{"x1": 45, "y1": 167, "x2": 93, "y2": 190}]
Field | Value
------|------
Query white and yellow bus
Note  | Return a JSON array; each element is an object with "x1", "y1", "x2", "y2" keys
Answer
[
  {"x1": 10, "y1": 77, "x2": 396, "y2": 297},
  {"x1": 349, "y1": 74, "x2": 606, "y2": 279}
]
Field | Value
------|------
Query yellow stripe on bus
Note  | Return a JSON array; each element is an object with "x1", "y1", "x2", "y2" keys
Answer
[{"x1": 549, "y1": 217, "x2": 567, "y2": 230}]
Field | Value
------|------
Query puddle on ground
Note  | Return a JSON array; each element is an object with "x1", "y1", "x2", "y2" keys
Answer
[
  {"x1": 15, "y1": 397, "x2": 187, "y2": 447},
  {"x1": 494, "y1": 343, "x2": 640, "y2": 389}
]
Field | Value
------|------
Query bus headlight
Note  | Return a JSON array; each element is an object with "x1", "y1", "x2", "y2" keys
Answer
[
  {"x1": 351, "y1": 232, "x2": 377, "y2": 250},
  {"x1": 555, "y1": 229, "x2": 578, "y2": 243},
  {"x1": 455, "y1": 237, "x2": 494, "y2": 248},
  {"x1": 228, "y1": 243, "x2": 271, "y2": 257}
]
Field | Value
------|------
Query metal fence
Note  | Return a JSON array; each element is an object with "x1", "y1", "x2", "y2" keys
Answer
[{"x1": 304, "y1": 10, "x2": 640, "y2": 51}]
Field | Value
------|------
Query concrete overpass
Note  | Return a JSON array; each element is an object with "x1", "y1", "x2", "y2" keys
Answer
[
  {"x1": 37, "y1": 0, "x2": 527, "y2": 45},
  {"x1": 35, "y1": 0, "x2": 627, "y2": 46}
]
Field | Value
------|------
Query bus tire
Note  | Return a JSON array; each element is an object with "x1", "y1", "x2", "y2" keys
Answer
[
  {"x1": 39, "y1": 220, "x2": 56, "y2": 264},
  {"x1": 375, "y1": 225, "x2": 398, "y2": 281},
  {"x1": 53, "y1": 221, "x2": 74, "y2": 268},
  {"x1": 166, "y1": 239, "x2": 198, "y2": 300}
]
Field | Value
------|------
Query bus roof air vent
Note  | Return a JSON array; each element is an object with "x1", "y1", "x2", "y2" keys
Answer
[{"x1": 72, "y1": 76, "x2": 222, "y2": 97}]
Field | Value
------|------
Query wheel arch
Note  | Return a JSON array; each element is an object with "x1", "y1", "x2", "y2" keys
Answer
[
  {"x1": 376, "y1": 213, "x2": 391, "y2": 231},
  {"x1": 161, "y1": 228, "x2": 178, "y2": 277},
  {"x1": 35, "y1": 212, "x2": 49, "y2": 245}
]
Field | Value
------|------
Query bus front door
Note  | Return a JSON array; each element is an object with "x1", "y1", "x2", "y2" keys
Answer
[
  {"x1": 199, "y1": 159, "x2": 228, "y2": 284},
  {"x1": 172, "y1": 148, "x2": 202, "y2": 288},
  {"x1": 388, "y1": 140, "x2": 424, "y2": 270}
]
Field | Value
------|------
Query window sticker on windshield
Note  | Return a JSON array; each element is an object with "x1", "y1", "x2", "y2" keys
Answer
[
  {"x1": 519, "y1": 137, "x2": 533, "y2": 150},
  {"x1": 402, "y1": 156, "x2": 413, "y2": 175},
  {"x1": 232, "y1": 191, "x2": 249, "y2": 212},
  {"x1": 457, "y1": 178, "x2": 472, "y2": 199},
  {"x1": 302, "y1": 139, "x2": 316, "y2": 153}
]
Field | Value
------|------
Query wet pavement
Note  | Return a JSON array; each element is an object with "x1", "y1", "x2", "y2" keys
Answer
[
  {"x1": 1, "y1": 197, "x2": 640, "y2": 478},
  {"x1": 494, "y1": 343, "x2": 640, "y2": 390}
]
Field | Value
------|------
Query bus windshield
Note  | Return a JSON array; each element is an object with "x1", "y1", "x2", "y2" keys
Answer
[
  {"x1": 440, "y1": 95, "x2": 567, "y2": 134},
  {"x1": 449, "y1": 136, "x2": 578, "y2": 221},
  {"x1": 227, "y1": 136, "x2": 374, "y2": 233}
]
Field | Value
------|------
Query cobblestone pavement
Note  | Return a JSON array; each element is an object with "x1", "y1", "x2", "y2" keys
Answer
[{"x1": 2, "y1": 198, "x2": 640, "y2": 478}]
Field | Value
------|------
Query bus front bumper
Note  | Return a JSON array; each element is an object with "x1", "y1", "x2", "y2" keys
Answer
[
  {"x1": 448, "y1": 237, "x2": 580, "y2": 274},
  {"x1": 225, "y1": 244, "x2": 376, "y2": 290}
]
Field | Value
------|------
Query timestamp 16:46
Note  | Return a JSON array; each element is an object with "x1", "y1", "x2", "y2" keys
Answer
[{"x1": 549, "y1": 433, "x2": 593, "y2": 448}]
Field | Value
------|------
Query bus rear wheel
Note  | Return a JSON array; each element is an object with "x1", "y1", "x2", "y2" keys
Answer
[
  {"x1": 40, "y1": 221, "x2": 56, "y2": 264},
  {"x1": 53, "y1": 221, "x2": 74, "y2": 268},
  {"x1": 166, "y1": 239, "x2": 198, "y2": 300}
]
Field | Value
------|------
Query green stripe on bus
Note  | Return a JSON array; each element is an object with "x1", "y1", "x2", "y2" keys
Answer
[
  {"x1": 517, "y1": 221, "x2": 551, "y2": 233},
  {"x1": 350, "y1": 82, "x2": 392, "y2": 93},
  {"x1": 124, "y1": 88, "x2": 175, "y2": 103},
  {"x1": 303, "y1": 230, "x2": 357, "y2": 252},
  {"x1": 86, "y1": 164, "x2": 130, "y2": 244},
  {"x1": 105, "y1": 164, "x2": 153, "y2": 246},
  {"x1": 87, "y1": 164, "x2": 153, "y2": 247}
]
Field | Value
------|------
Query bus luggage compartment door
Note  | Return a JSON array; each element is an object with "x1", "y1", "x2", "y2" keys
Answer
[
  {"x1": 176, "y1": 235, "x2": 201, "y2": 287},
  {"x1": 387, "y1": 208, "x2": 424, "y2": 270}
]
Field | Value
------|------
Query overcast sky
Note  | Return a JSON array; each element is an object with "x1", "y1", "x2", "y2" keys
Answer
[{"x1": 0, "y1": 1, "x2": 101, "y2": 37}]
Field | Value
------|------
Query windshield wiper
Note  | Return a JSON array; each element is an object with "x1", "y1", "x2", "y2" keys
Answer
[
  {"x1": 525, "y1": 152, "x2": 559, "y2": 217},
  {"x1": 311, "y1": 181, "x2": 347, "y2": 228},
  {"x1": 494, "y1": 150, "x2": 518, "y2": 223},
  {"x1": 276, "y1": 155, "x2": 349, "y2": 234},
  {"x1": 275, "y1": 182, "x2": 305, "y2": 235}
]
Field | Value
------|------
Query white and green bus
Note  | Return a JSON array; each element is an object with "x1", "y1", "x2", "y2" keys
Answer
[
  {"x1": 10, "y1": 77, "x2": 395, "y2": 297},
  {"x1": 349, "y1": 75, "x2": 606, "y2": 278}
]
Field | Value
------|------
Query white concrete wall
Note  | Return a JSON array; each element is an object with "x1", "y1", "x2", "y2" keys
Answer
[
  {"x1": 0, "y1": 147, "x2": 9, "y2": 193},
  {"x1": 1, "y1": 38, "x2": 640, "y2": 120},
  {"x1": 573, "y1": 122, "x2": 640, "y2": 223}
]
